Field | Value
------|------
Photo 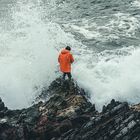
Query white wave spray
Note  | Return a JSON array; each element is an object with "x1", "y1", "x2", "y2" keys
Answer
[
  {"x1": 74, "y1": 47, "x2": 140, "y2": 111},
  {"x1": 0, "y1": 0, "x2": 80, "y2": 109},
  {"x1": 1, "y1": 0, "x2": 140, "y2": 111}
]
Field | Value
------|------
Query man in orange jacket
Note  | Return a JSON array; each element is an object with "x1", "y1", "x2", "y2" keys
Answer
[{"x1": 58, "y1": 46, "x2": 74, "y2": 80}]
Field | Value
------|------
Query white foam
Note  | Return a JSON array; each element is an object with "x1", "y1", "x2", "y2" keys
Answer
[
  {"x1": 63, "y1": 12, "x2": 140, "y2": 43},
  {"x1": 108, "y1": 13, "x2": 140, "y2": 37},
  {"x1": 132, "y1": 0, "x2": 140, "y2": 8},
  {"x1": 73, "y1": 47, "x2": 140, "y2": 111},
  {"x1": 70, "y1": 24, "x2": 102, "y2": 39}
]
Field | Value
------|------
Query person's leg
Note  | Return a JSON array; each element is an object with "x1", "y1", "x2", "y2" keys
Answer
[
  {"x1": 67, "y1": 72, "x2": 72, "y2": 80},
  {"x1": 63, "y1": 73, "x2": 66, "y2": 80},
  {"x1": 67, "y1": 73, "x2": 73, "y2": 90}
]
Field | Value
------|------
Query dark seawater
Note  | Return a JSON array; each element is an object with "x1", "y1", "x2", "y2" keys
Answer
[{"x1": 42, "y1": 0, "x2": 140, "y2": 51}]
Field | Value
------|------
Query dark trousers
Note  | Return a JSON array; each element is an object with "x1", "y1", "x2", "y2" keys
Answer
[{"x1": 63, "y1": 72, "x2": 72, "y2": 80}]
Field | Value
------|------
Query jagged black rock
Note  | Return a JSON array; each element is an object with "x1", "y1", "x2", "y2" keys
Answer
[{"x1": 0, "y1": 77, "x2": 140, "y2": 140}]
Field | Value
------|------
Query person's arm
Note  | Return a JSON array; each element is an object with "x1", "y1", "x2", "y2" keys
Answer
[
  {"x1": 58, "y1": 54, "x2": 60, "y2": 63},
  {"x1": 70, "y1": 54, "x2": 74, "y2": 63}
]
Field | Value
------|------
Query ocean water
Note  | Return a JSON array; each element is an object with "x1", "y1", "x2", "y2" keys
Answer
[{"x1": 0, "y1": 0, "x2": 140, "y2": 110}]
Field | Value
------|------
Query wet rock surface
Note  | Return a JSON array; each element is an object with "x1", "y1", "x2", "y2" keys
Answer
[{"x1": 0, "y1": 77, "x2": 140, "y2": 140}]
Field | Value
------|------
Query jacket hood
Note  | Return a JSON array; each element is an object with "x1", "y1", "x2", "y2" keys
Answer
[{"x1": 61, "y1": 49, "x2": 70, "y2": 54}]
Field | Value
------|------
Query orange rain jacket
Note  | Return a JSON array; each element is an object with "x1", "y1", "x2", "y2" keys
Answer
[{"x1": 58, "y1": 49, "x2": 74, "y2": 73}]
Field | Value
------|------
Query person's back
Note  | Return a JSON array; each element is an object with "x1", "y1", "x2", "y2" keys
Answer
[{"x1": 58, "y1": 46, "x2": 74, "y2": 80}]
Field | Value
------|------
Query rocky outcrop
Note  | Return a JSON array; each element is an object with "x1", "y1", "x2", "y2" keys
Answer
[
  {"x1": 0, "y1": 77, "x2": 140, "y2": 140},
  {"x1": 59, "y1": 100, "x2": 140, "y2": 140}
]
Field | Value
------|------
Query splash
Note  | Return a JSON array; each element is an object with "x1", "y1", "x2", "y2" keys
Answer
[
  {"x1": 73, "y1": 46, "x2": 140, "y2": 110},
  {"x1": 1, "y1": 0, "x2": 140, "y2": 111},
  {"x1": 0, "y1": 0, "x2": 80, "y2": 109},
  {"x1": 132, "y1": 0, "x2": 140, "y2": 8}
]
